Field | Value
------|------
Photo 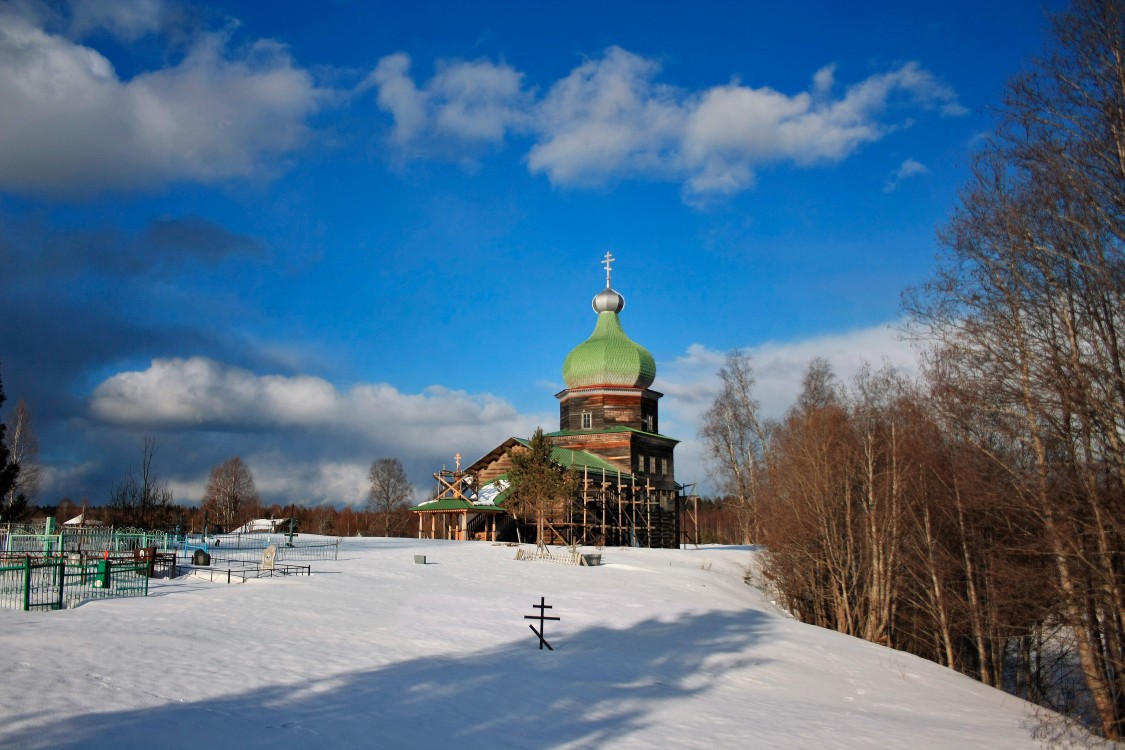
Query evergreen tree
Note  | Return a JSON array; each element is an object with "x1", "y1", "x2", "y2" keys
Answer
[
  {"x1": 506, "y1": 427, "x2": 580, "y2": 547},
  {"x1": 0, "y1": 372, "x2": 25, "y2": 522}
]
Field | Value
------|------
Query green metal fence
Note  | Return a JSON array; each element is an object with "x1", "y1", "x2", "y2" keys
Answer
[
  {"x1": 0, "y1": 556, "x2": 150, "y2": 611},
  {"x1": 1, "y1": 528, "x2": 178, "y2": 555},
  {"x1": 2, "y1": 534, "x2": 63, "y2": 555},
  {"x1": 0, "y1": 525, "x2": 340, "y2": 567},
  {"x1": 202, "y1": 535, "x2": 339, "y2": 563}
]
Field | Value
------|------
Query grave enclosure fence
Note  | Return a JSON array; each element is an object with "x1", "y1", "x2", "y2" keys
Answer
[
  {"x1": 0, "y1": 526, "x2": 339, "y2": 612},
  {"x1": 193, "y1": 535, "x2": 339, "y2": 563},
  {"x1": 0, "y1": 526, "x2": 340, "y2": 563},
  {"x1": 0, "y1": 556, "x2": 151, "y2": 611}
]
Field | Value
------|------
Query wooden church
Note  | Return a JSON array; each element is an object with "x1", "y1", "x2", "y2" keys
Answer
[{"x1": 411, "y1": 255, "x2": 682, "y2": 548}]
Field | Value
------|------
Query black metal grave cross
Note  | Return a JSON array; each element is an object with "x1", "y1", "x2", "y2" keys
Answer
[{"x1": 524, "y1": 596, "x2": 561, "y2": 650}]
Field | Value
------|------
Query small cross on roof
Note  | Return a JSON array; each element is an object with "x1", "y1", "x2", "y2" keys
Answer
[{"x1": 602, "y1": 251, "x2": 615, "y2": 288}]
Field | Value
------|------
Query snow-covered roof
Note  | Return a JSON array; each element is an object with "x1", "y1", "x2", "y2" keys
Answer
[
  {"x1": 62, "y1": 513, "x2": 103, "y2": 526},
  {"x1": 231, "y1": 518, "x2": 289, "y2": 534}
]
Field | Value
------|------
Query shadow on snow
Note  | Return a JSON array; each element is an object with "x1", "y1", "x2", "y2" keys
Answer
[{"x1": 7, "y1": 608, "x2": 773, "y2": 750}]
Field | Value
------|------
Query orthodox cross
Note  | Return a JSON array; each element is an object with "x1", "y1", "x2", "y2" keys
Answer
[
  {"x1": 602, "y1": 251, "x2": 615, "y2": 288},
  {"x1": 455, "y1": 452, "x2": 462, "y2": 472},
  {"x1": 524, "y1": 596, "x2": 561, "y2": 650}
]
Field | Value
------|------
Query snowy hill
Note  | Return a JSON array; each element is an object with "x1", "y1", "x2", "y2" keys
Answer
[{"x1": 0, "y1": 538, "x2": 1059, "y2": 749}]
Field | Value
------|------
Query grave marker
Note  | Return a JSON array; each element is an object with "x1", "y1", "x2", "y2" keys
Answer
[{"x1": 524, "y1": 596, "x2": 560, "y2": 650}]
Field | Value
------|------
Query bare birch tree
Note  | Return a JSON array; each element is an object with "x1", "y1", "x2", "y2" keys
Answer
[
  {"x1": 698, "y1": 351, "x2": 771, "y2": 543},
  {"x1": 366, "y1": 457, "x2": 413, "y2": 537},
  {"x1": 907, "y1": 0, "x2": 1125, "y2": 736},
  {"x1": 108, "y1": 436, "x2": 175, "y2": 528},
  {"x1": 4, "y1": 400, "x2": 40, "y2": 512},
  {"x1": 202, "y1": 457, "x2": 260, "y2": 530}
]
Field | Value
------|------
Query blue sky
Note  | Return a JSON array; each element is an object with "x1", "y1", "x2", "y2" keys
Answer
[{"x1": 0, "y1": 0, "x2": 1062, "y2": 506}]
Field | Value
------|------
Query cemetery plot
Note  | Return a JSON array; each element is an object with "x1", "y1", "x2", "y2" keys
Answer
[{"x1": 187, "y1": 544, "x2": 312, "y2": 584}]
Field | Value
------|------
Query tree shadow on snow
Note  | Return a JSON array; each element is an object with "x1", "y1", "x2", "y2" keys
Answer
[{"x1": 4, "y1": 608, "x2": 773, "y2": 750}]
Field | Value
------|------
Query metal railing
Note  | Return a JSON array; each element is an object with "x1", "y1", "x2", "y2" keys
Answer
[
  {"x1": 185, "y1": 534, "x2": 339, "y2": 563},
  {"x1": 1, "y1": 529, "x2": 177, "y2": 555},
  {"x1": 0, "y1": 556, "x2": 150, "y2": 611},
  {"x1": 0, "y1": 525, "x2": 340, "y2": 565},
  {"x1": 1, "y1": 521, "x2": 342, "y2": 568}
]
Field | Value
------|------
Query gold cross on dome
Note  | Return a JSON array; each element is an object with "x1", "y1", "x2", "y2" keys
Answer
[
  {"x1": 602, "y1": 251, "x2": 615, "y2": 287},
  {"x1": 455, "y1": 452, "x2": 462, "y2": 471}
]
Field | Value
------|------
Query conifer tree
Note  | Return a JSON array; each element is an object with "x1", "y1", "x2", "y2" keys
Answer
[
  {"x1": 0, "y1": 372, "x2": 25, "y2": 522},
  {"x1": 506, "y1": 427, "x2": 580, "y2": 548}
]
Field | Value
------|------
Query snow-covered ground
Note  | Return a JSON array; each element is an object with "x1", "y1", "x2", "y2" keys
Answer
[{"x1": 0, "y1": 537, "x2": 1062, "y2": 749}]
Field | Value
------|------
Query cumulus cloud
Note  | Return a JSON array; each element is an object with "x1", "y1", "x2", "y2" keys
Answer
[
  {"x1": 366, "y1": 51, "x2": 529, "y2": 149},
  {"x1": 68, "y1": 0, "x2": 166, "y2": 41},
  {"x1": 883, "y1": 157, "x2": 930, "y2": 192},
  {"x1": 653, "y1": 323, "x2": 923, "y2": 491},
  {"x1": 528, "y1": 47, "x2": 684, "y2": 185},
  {"x1": 67, "y1": 327, "x2": 922, "y2": 505},
  {"x1": 370, "y1": 47, "x2": 964, "y2": 201},
  {"x1": 661, "y1": 322, "x2": 920, "y2": 419},
  {"x1": 0, "y1": 7, "x2": 322, "y2": 197},
  {"x1": 368, "y1": 53, "x2": 428, "y2": 145},
  {"x1": 88, "y1": 357, "x2": 550, "y2": 505}
]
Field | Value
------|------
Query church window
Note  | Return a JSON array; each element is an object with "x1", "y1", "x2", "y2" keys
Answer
[{"x1": 581, "y1": 412, "x2": 592, "y2": 430}]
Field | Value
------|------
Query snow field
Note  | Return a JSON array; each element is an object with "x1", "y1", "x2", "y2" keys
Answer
[{"x1": 0, "y1": 537, "x2": 1060, "y2": 749}]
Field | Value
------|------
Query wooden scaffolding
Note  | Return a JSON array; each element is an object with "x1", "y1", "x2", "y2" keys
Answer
[{"x1": 530, "y1": 464, "x2": 681, "y2": 549}]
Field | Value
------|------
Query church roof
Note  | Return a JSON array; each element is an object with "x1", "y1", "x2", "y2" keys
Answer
[
  {"x1": 512, "y1": 437, "x2": 626, "y2": 474},
  {"x1": 410, "y1": 436, "x2": 647, "y2": 512},
  {"x1": 561, "y1": 285, "x2": 656, "y2": 390}
]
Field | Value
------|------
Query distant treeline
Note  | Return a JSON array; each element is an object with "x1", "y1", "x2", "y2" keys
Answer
[{"x1": 31, "y1": 498, "x2": 413, "y2": 538}]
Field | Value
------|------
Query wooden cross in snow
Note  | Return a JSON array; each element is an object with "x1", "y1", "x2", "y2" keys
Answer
[{"x1": 524, "y1": 596, "x2": 561, "y2": 650}]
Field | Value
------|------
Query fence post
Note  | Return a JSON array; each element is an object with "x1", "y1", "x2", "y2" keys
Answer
[
  {"x1": 22, "y1": 555, "x2": 31, "y2": 611},
  {"x1": 57, "y1": 559, "x2": 65, "y2": 610}
]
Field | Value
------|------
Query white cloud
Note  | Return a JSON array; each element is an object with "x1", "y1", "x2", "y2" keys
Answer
[
  {"x1": 430, "y1": 58, "x2": 529, "y2": 140},
  {"x1": 83, "y1": 326, "x2": 922, "y2": 504},
  {"x1": 678, "y1": 63, "x2": 957, "y2": 200},
  {"x1": 883, "y1": 157, "x2": 930, "y2": 192},
  {"x1": 246, "y1": 459, "x2": 372, "y2": 508},
  {"x1": 68, "y1": 0, "x2": 166, "y2": 41},
  {"x1": 528, "y1": 47, "x2": 685, "y2": 185},
  {"x1": 89, "y1": 357, "x2": 550, "y2": 506},
  {"x1": 366, "y1": 51, "x2": 528, "y2": 149},
  {"x1": 0, "y1": 9, "x2": 321, "y2": 197},
  {"x1": 39, "y1": 459, "x2": 100, "y2": 500},
  {"x1": 371, "y1": 47, "x2": 964, "y2": 202},
  {"x1": 367, "y1": 53, "x2": 428, "y2": 145},
  {"x1": 654, "y1": 322, "x2": 923, "y2": 493},
  {"x1": 661, "y1": 321, "x2": 920, "y2": 420},
  {"x1": 91, "y1": 357, "x2": 540, "y2": 441}
]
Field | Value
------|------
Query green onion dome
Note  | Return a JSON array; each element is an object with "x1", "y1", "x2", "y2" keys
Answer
[{"x1": 562, "y1": 287, "x2": 656, "y2": 389}]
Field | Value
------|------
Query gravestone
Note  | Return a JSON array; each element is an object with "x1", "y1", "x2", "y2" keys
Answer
[{"x1": 262, "y1": 544, "x2": 277, "y2": 572}]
